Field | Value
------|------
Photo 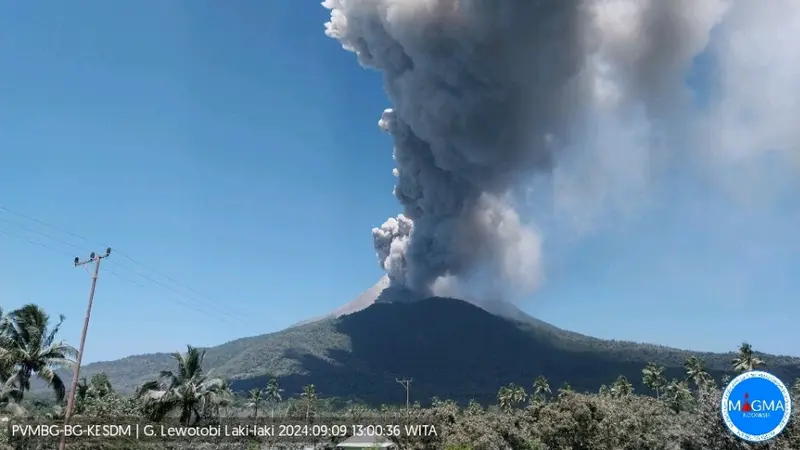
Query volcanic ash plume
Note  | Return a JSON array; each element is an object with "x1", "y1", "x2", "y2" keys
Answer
[{"x1": 322, "y1": 0, "x2": 800, "y2": 297}]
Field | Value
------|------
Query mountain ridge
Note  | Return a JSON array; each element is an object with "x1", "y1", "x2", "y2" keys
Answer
[{"x1": 69, "y1": 294, "x2": 800, "y2": 405}]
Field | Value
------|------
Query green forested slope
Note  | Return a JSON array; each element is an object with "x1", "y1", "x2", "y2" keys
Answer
[{"x1": 75, "y1": 297, "x2": 800, "y2": 405}]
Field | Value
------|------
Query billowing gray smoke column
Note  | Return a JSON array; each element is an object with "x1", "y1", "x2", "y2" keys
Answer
[
  {"x1": 322, "y1": 0, "x2": 597, "y2": 296},
  {"x1": 322, "y1": 0, "x2": 799, "y2": 297}
]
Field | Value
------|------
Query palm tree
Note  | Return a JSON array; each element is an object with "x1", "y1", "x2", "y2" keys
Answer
[
  {"x1": 264, "y1": 377, "x2": 283, "y2": 418},
  {"x1": 497, "y1": 383, "x2": 526, "y2": 413},
  {"x1": 732, "y1": 342, "x2": 765, "y2": 373},
  {"x1": 300, "y1": 384, "x2": 317, "y2": 421},
  {"x1": 465, "y1": 399, "x2": 483, "y2": 415},
  {"x1": 497, "y1": 386, "x2": 512, "y2": 412},
  {"x1": 74, "y1": 373, "x2": 113, "y2": 414},
  {"x1": 202, "y1": 378, "x2": 232, "y2": 420},
  {"x1": 136, "y1": 345, "x2": 229, "y2": 425},
  {"x1": 247, "y1": 388, "x2": 263, "y2": 418},
  {"x1": 664, "y1": 379, "x2": 693, "y2": 413},
  {"x1": 0, "y1": 307, "x2": 22, "y2": 414},
  {"x1": 532, "y1": 376, "x2": 551, "y2": 402},
  {"x1": 611, "y1": 375, "x2": 634, "y2": 397},
  {"x1": 87, "y1": 373, "x2": 113, "y2": 398},
  {"x1": 557, "y1": 382, "x2": 573, "y2": 399},
  {"x1": 0, "y1": 304, "x2": 77, "y2": 401},
  {"x1": 642, "y1": 362, "x2": 667, "y2": 399},
  {"x1": 508, "y1": 383, "x2": 526, "y2": 408},
  {"x1": 684, "y1": 356, "x2": 713, "y2": 392}
]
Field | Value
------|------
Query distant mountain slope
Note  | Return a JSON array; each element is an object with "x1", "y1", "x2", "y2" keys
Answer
[
  {"x1": 75, "y1": 297, "x2": 800, "y2": 405},
  {"x1": 289, "y1": 276, "x2": 391, "y2": 327}
]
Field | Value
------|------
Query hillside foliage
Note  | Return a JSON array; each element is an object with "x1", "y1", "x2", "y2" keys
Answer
[{"x1": 74, "y1": 298, "x2": 800, "y2": 408}]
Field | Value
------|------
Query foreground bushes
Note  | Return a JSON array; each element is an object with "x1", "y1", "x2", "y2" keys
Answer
[
  {"x1": 389, "y1": 388, "x2": 798, "y2": 450},
  {"x1": 6, "y1": 384, "x2": 797, "y2": 450}
]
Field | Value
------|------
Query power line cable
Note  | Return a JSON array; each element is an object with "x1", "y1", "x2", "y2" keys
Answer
[
  {"x1": 101, "y1": 267, "x2": 238, "y2": 326},
  {"x1": 0, "y1": 227, "x2": 77, "y2": 258},
  {"x1": 106, "y1": 252, "x2": 253, "y2": 324},
  {"x1": 0, "y1": 205, "x2": 255, "y2": 325},
  {"x1": 0, "y1": 216, "x2": 92, "y2": 253},
  {"x1": 0, "y1": 205, "x2": 104, "y2": 248},
  {"x1": 100, "y1": 258, "x2": 251, "y2": 325},
  {"x1": 0, "y1": 221, "x2": 247, "y2": 327}
]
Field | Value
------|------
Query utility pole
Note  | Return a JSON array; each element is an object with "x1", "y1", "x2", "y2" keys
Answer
[
  {"x1": 397, "y1": 378, "x2": 412, "y2": 449},
  {"x1": 396, "y1": 378, "x2": 412, "y2": 412},
  {"x1": 59, "y1": 248, "x2": 111, "y2": 450}
]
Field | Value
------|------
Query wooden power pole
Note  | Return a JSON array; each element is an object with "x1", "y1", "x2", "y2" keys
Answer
[{"x1": 59, "y1": 248, "x2": 111, "y2": 450}]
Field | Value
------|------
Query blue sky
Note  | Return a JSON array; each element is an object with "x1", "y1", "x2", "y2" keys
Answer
[{"x1": 0, "y1": 1, "x2": 796, "y2": 363}]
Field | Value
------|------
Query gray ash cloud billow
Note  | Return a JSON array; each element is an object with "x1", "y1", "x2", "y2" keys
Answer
[{"x1": 322, "y1": 0, "x2": 800, "y2": 298}]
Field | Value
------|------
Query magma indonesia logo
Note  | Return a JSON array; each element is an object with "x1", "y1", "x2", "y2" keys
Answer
[{"x1": 721, "y1": 371, "x2": 792, "y2": 442}]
